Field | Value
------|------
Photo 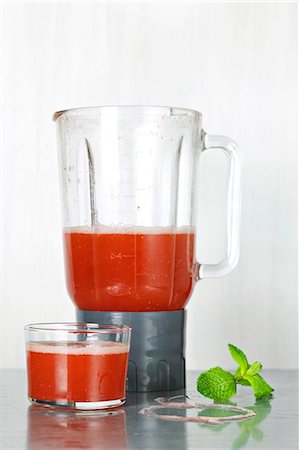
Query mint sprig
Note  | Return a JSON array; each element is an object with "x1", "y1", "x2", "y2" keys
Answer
[{"x1": 197, "y1": 344, "x2": 274, "y2": 402}]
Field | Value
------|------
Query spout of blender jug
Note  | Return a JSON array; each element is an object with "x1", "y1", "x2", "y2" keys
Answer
[{"x1": 77, "y1": 310, "x2": 186, "y2": 392}]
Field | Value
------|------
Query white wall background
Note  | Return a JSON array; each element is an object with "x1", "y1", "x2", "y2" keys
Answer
[{"x1": 2, "y1": 2, "x2": 297, "y2": 370}]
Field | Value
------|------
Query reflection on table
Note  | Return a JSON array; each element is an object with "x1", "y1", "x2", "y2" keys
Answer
[
  {"x1": 27, "y1": 405, "x2": 128, "y2": 450},
  {"x1": 196, "y1": 397, "x2": 272, "y2": 449},
  {"x1": 26, "y1": 392, "x2": 272, "y2": 450}
]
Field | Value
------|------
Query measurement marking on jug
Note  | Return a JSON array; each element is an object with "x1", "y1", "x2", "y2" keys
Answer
[
  {"x1": 110, "y1": 253, "x2": 134, "y2": 259},
  {"x1": 110, "y1": 253, "x2": 122, "y2": 259}
]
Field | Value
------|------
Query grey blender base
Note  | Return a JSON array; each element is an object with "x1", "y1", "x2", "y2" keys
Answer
[{"x1": 77, "y1": 310, "x2": 186, "y2": 392}]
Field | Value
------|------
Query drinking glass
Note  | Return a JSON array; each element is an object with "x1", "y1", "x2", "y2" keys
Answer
[{"x1": 24, "y1": 323, "x2": 131, "y2": 410}]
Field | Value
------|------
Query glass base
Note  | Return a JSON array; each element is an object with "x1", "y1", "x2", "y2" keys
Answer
[{"x1": 29, "y1": 397, "x2": 125, "y2": 410}]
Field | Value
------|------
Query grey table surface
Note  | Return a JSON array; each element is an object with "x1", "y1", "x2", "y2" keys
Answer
[{"x1": 0, "y1": 369, "x2": 298, "y2": 450}]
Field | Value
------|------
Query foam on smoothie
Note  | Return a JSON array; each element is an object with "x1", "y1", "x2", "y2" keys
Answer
[
  {"x1": 27, "y1": 341, "x2": 129, "y2": 355},
  {"x1": 64, "y1": 225, "x2": 195, "y2": 235}
]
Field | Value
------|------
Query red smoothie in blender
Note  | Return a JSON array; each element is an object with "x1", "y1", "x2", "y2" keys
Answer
[{"x1": 63, "y1": 227, "x2": 196, "y2": 312}]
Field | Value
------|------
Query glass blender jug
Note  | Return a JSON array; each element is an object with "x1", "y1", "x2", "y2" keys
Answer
[{"x1": 54, "y1": 106, "x2": 241, "y2": 392}]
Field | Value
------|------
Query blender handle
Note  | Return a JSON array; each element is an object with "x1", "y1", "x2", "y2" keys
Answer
[{"x1": 198, "y1": 133, "x2": 242, "y2": 279}]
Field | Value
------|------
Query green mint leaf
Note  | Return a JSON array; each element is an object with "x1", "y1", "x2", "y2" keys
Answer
[
  {"x1": 246, "y1": 361, "x2": 262, "y2": 377},
  {"x1": 197, "y1": 367, "x2": 237, "y2": 402},
  {"x1": 228, "y1": 343, "x2": 249, "y2": 376},
  {"x1": 234, "y1": 366, "x2": 251, "y2": 385},
  {"x1": 234, "y1": 366, "x2": 250, "y2": 386},
  {"x1": 244, "y1": 374, "x2": 273, "y2": 399}
]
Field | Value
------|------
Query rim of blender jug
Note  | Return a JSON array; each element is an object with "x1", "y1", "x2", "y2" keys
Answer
[{"x1": 52, "y1": 105, "x2": 202, "y2": 121}]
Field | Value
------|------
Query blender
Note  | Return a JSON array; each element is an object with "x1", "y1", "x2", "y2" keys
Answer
[{"x1": 54, "y1": 106, "x2": 241, "y2": 392}]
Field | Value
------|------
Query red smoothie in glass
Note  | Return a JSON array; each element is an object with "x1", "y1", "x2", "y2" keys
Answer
[
  {"x1": 63, "y1": 227, "x2": 196, "y2": 312},
  {"x1": 26, "y1": 341, "x2": 129, "y2": 403}
]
